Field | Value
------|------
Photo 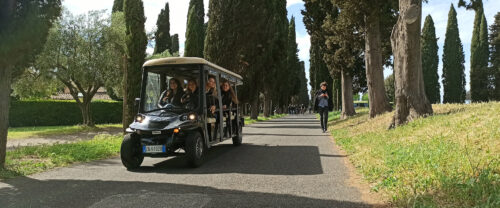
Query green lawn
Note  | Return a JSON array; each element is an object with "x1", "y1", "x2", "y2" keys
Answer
[
  {"x1": 329, "y1": 103, "x2": 500, "y2": 207},
  {"x1": 1, "y1": 135, "x2": 122, "y2": 179},
  {"x1": 244, "y1": 114, "x2": 287, "y2": 125},
  {"x1": 8, "y1": 124, "x2": 122, "y2": 140}
]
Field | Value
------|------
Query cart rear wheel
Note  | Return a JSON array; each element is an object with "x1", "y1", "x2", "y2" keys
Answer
[
  {"x1": 232, "y1": 121, "x2": 243, "y2": 146},
  {"x1": 121, "y1": 134, "x2": 144, "y2": 170}
]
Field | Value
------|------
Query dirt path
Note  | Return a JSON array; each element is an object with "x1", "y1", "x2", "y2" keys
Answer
[{"x1": 7, "y1": 127, "x2": 122, "y2": 150}]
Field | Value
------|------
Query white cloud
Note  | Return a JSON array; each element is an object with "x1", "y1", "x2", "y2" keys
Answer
[
  {"x1": 296, "y1": 34, "x2": 310, "y2": 62},
  {"x1": 287, "y1": 0, "x2": 303, "y2": 8}
]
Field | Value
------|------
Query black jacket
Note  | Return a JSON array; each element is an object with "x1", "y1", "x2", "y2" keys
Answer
[
  {"x1": 313, "y1": 89, "x2": 333, "y2": 112},
  {"x1": 159, "y1": 89, "x2": 184, "y2": 107},
  {"x1": 181, "y1": 89, "x2": 199, "y2": 109}
]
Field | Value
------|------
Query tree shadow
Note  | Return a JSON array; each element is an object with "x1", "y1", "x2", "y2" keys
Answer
[
  {"x1": 249, "y1": 125, "x2": 322, "y2": 129},
  {"x1": 131, "y1": 144, "x2": 324, "y2": 176},
  {"x1": 0, "y1": 177, "x2": 374, "y2": 208}
]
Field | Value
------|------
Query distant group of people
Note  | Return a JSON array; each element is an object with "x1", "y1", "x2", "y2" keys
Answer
[
  {"x1": 158, "y1": 76, "x2": 238, "y2": 115},
  {"x1": 287, "y1": 104, "x2": 307, "y2": 115}
]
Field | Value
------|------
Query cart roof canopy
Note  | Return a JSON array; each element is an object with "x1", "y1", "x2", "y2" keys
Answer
[{"x1": 143, "y1": 57, "x2": 243, "y2": 81}]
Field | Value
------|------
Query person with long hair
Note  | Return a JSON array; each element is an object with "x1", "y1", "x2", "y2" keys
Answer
[
  {"x1": 206, "y1": 76, "x2": 218, "y2": 114},
  {"x1": 181, "y1": 79, "x2": 199, "y2": 109},
  {"x1": 221, "y1": 80, "x2": 239, "y2": 110},
  {"x1": 158, "y1": 78, "x2": 184, "y2": 107}
]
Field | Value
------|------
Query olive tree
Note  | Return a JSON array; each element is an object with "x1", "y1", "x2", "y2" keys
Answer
[{"x1": 37, "y1": 11, "x2": 121, "y2": 126}]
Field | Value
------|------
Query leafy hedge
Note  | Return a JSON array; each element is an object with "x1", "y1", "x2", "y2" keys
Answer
[{"x1": 9, "y1": 100, "x2": 122, "y2": 127}]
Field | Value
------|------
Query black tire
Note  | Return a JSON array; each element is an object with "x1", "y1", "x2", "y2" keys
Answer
[
  {"x1": 120, "y1": 134, "x2": 144, "y2": 170},
  {"x1": 185, "y1": 132, "x2": 204, "y2": 168},
  {"x1": 232, "y1": 122, "x2": 243, "y2": 146}
]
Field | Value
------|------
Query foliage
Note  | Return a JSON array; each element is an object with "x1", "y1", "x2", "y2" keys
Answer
[
  {"x1": 123, "y1": 0, "x2": 147, "y2": 129},
  {"x1": 205, "y1": 0, "x2": 284, "y2": 107},
  {"x1": 36, "y1": 10, "x2": 119, "y2": 126},
  {"x1": 0, "y1": 0, "x2": 62, "y2": 168},
  {"x1": 0, "y1": 135, "x2": 122, "y2": 179},
  {"x1": 330, "y1": 103, "x2": 500, "y2": 207},
  {"x1": 9, "y1": 100, "x2": 122, "y2": 127},
  {"x1": 105, "y1": 11, "x2": 127, "y2": 100},
  {"x1": 112, "y1": 0, "x2": 124, "y2": 13},
  {"x1": 11, "y1": 68, "x2": 62, "y2": 99},
  {"x1": 171, "y1": 34, "x2": 180, "y2": 54},
  {"x1": 302, "y1": 0, "x2": 333, "y2": 96},
  {"x1": 461, "y1": 0, "x2": 490, "y2": 102},
  {"x1": 147, "y1": 50, "x2": 174, "y2": 60},
  {"x1": 153, "y1": 2, "x2": 172, "y2": 54},
  {"x1": 287, "y1": 17, "x2": 303, "y2": 101},
  {"x1": 491, "y1": 12, "x2": 500, "y2": 100},
  {"x1": 184, "y1": 0, "x2": 205, "y2": 58},
  {"x1": 421, "y1": 15, "x2": 440, "y2": 104},
  {"x1": 384, "y1": 74, "x2": 395, "y2": 103},
  {"x1": 442, "y1": 5, "x2": 466, "y2": 103}
]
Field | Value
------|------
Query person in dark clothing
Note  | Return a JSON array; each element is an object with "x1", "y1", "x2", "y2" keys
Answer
[
  {"x1": 314, "y1": 82, "x2": 333, "y2": 133},
  {"x1": 206, "y1": 76, "x2": 218, "y2": 115},
  {"x1": 158, "y1": 78, "x2": 184, "y2": 107},
  {"x1": 221, "y1": 80, "x2": 239, "y2": 110},
  {"x1": 181, "y1": 79, "x2": 199, "y2": 109}
]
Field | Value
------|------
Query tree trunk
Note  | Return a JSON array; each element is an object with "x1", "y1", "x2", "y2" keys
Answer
[
  {"x1": 365, "y1": 9, "x2": 392, "y2": 118},
  {"x1": 0, "y1": 66, "x2": 12, "y2": 167},
  {"x1": 122, "y1": 55, "x2": 135, "y2": 131},
  {"x1": 341, "y1": 69, "x2": 356, "y2": 119},
  {"x1": 250, "y1": 96, "x2": 259, "y2": 120},
  {"x1": 79, "y1": 101, "x2": 94, "y2": 127},
  {"x1": 390, "y1": 0, "x2": 433, "y2": 128},
  {"x1": 263, "y1": 93, "x2": 271, "y2": 117}
]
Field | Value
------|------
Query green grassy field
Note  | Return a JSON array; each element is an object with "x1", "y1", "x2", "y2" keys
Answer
[
  {"x1": 8, "y1": 124, "x2": 122, "y2": 140},
  {"x1": 1, "y1": 135, "x2": 122, "y2": 179},
  {"x1": 330, "y1": 103, "x2": 500, "y2": 207},
  {"x1": 244, "y1": 114, "x2": 287, "y2": 125}
]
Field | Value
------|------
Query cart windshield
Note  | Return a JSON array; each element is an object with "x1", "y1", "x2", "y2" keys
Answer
[{"x1": 142, "y1": 65, "x2": 201, "y2": 114}]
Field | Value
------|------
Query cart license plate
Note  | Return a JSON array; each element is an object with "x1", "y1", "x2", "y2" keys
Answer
[{"x1": 143, "y1": 145, "x2": 165, "y2": 153}]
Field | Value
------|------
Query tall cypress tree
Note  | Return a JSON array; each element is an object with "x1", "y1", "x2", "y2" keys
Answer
[
  {"x1": 123, "y1": 0, "x2": 147, "y2": 129},
  {"x1": 421, "y1": 15, "x2": 440, "y2": 104},
  {"x1": 205, "y1": 0, "x2": 278, "y2": 119},
  {"x1": 442, "y1": 4, "x2": 466, "y2": 103},
  {"x1": 490, "y1": 12, "x2": 500, "y2": 100},
  {"x1": 112, "y1": 0, "x2": 124, "y2": 13},
  {"x1": 287, "y1": 17, "x2": 302, "y2": 98},
  {"x1": 184, "y1": 0, "x2": 204, "y2": 57},
  {"x1": 463, "y1": 0, "x2": 489, "y2": 102},
  {"x1": 171, "y1": 34, "x2": 179, "y2": 54},
  {"x1": 153, "y1": 2, "x2": 171, "y2": 54},
  {"x1": 302, "y1": 0, "x2": 334, "y2": 105}
]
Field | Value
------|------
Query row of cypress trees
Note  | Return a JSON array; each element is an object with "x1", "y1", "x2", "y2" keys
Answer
[
  {"x1": 422, "y1": 3, "x2": 500, "y2": 104},
  {"x1": 204, "y1": 0, "x2": 309, "y2": 118}
]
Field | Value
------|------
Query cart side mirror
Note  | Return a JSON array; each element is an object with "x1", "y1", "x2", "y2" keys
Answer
[{"x1": 134, "y1": 98, "x2": 140, "y2": 108}]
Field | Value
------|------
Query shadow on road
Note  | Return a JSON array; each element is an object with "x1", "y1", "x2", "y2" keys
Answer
[
  {"x1": 249, "y1": 125, "x2": 322, "y2": 129},
  {"x1": 132, "y1": 144, "x2": 324, "y2": 175},
  {"x1": 0, "y1": 177, "x2": 373, "y2": 208},
  {"x1": 243, "y1": 133, "x2": 325, "y2": 137}
]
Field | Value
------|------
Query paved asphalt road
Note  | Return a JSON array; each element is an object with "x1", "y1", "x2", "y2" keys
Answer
[{"x1": 0, "y1": 114, "x2": 376, "y2": 208}]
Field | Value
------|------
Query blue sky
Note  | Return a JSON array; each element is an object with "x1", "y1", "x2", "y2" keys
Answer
[{"x1": 64, "y1": 0, "x2": 500, "y2": 94}]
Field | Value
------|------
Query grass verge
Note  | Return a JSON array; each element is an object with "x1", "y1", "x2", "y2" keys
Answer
[
  {"x1": 244, "y1": 114, "x2": 287, "y2": 125},
  {"x1": 0, "y1": 135, "x2": 122, "y2": 180},
  {"x1": 8, "y1": 124, "x2": 122, "y2": 140},
  {"x1": 330, "y1": 103, "x2": 500, "y2": 207}
]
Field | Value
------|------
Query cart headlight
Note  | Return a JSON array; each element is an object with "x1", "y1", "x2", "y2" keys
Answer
[
  {"x1": 181, "y1": 113, "x2": 197, "y2": 121},
  {"x1": 135, "y1": 115, "x2": 145, "y2": 123}
]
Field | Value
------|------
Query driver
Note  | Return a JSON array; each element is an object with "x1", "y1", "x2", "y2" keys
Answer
[{"x1": 158, "y1": 78, "x2": 184, "y2": 107}]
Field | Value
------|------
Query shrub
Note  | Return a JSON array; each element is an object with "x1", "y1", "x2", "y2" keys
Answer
[{"x1": 9, "y1": 100, "x2": 122, "y2": 127}]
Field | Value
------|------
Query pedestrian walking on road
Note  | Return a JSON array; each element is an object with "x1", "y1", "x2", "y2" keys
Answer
[{"x1": 314, "y1": 82, "x2": 333, "y2": 133}]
